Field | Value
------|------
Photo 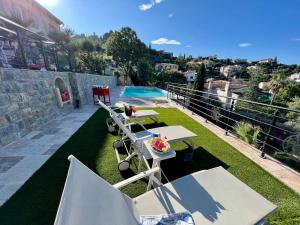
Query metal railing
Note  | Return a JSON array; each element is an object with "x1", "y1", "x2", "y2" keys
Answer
[{"x1": 166, "y1": 83, "x2": 300, "y2": 161}]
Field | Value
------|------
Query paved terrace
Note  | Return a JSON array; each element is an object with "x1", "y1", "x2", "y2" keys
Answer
[
  {"x1": 0, "y1": 87, "x2": 299, "y2": 206},
  {"x1": 0, "y1": 105, "x2": 98, "y2": 206},
  {"x1": 0, "y1": 87, "x2": 171, "y2": 206}
]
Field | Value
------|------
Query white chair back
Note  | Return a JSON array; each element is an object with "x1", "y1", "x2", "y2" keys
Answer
[
  {"x1": 112, "y1": 113, "x2": 137, "y2": 143},
  {"x1": 98, "y1": 100, "x2": 112, "y2": 113},
  {"x1": 54, "y1": 156, "x2": 139, "y2": 225}
]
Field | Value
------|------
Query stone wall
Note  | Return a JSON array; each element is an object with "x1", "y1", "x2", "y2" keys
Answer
[
  {"x1": 0, "y1": 68, "x2": 117, "y2": 147},
  {"x1": 70, "y1": 73, "x2": 117, "y2": 105}
]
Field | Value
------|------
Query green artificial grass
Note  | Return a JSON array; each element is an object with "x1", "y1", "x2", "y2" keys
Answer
[{"x1": 0, "y1": 108, "x2": 299, "y2": 225}]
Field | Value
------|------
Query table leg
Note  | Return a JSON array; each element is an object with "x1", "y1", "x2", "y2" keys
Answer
[
  {"x1": 183, "y1": 138, "x2": 195, "y2": 150},
  {"x1": 151, "y1": 116, "x2": 159, "y2": 123},
  {"x1": 147, "y1": 159, "x2": 161, "y2": 190}
]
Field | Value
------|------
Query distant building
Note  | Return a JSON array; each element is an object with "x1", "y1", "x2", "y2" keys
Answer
[
  {"x1": 155, "y1": 63, "x2": 179, "y2": 71},
  {"x1": 184, "y1": 70, "x2": 196, "y2": 82},
  {"x1": 202, "y1": 59, "x2": 215, "y2": 68},
  {"x1": 257, "y1": 58, "x2": 276, "y2": 65},
  {"x1": 187, "y1": 61, "x2": 198, "y2": 67},
  {"x1": 247, "y1": 65, "x2": 258, "y2": 71},
  {"x1": 220, "y1": 65, "x2": 241, "y2": 78},
  {"x1": 187, "y1": 59, "x2": 215, "y2": 68},
  {"x1": 288, "y1": 73, "x2": 300, "y2": 83},
  {"x1": 203, "y1": 79, "x2": 248, "y2": 107},
  {"x1": 0, "y1": 0, "x2": 63, "y2": 37},
  {"x1": 258, "y1": 81, "x2": 271, "y2": 90}
]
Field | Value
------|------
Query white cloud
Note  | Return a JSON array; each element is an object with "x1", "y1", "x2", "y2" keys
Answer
[
  {"x1": 185, "y1": 45, "x2": 192, "y2": 48},
  {"x1": 151, "y1": 38, "x2": 181, "y2": 45},
  {"x1": 36, "y1": 0, "x2": 59, "y2": 6},
  {"x1": 239, "y1": 42, "x2": 251, "y2": 48},
  {"x1": 139, "y1": 3, "x2": 153, "y2": 11},
  {"x1": 139, "y1": 0, "x2": 164, "y2": 11},
  {"x1": 291, "y1": 38, "x2": 300, "y2": 42},
  {"x1": 168, "y1": 13, "x2": 174, "y2": 18}
]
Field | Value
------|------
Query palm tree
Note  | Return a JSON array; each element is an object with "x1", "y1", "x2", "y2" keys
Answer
[{"x1": 269, "y1": 74, "x2": 285, "y2": 104}]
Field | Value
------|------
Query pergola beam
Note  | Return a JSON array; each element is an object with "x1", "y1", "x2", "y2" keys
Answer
[
  {"x1": 0, "y1": 25, "x2": 17, "y2": 35},
  {"x1": 0, "y1": 15, "x2": 50, "y2": 41},
  {"x1": 0, "y1": 15, "x2": 59, "y2": 70}
]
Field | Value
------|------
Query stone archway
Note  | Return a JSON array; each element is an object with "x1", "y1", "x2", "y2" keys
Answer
[{"x1": 54, "y1": 77, "x2": 71, "y2": 107}]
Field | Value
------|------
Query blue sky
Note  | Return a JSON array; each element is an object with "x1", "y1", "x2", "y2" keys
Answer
[{"x1": 37, "y1": 0, "x2": 300, "y2": 64}]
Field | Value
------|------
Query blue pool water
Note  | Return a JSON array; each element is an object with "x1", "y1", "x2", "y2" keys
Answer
[{"x1": 121, "y1": 86, "x2": 167, "y2": 98}]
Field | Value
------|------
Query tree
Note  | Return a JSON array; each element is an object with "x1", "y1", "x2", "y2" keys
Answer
[
  {"x1": 136, "y1": 58, "x2": 154, "y2": 86},
  {"x1": 155, "y1": 70, "x2": 186, "y2": 88},
  {"x1": 194, "y1": 63, "x2": 206, "y2": 91},
  {"x1": 275, "y1": 82, "x2": 300, "y2": 104},
  {"x1": 48, "y1": 27, "x2": 74, "y2": 45},
  {"x1": 48, "y1": 28, "x2": 77, "y2": 70},
  {"x1": 81, "y1": 40, "x2": 95, "y2": 52},
  {"x1": 101, "y1": 30, "x2": 114, "y2": 44},
  {"x1": 106, "y1": 27, "x2": 146, "y2": 84},
  {"x1": 236, "y1": 66, "x2": 249, "y2": 79},
  {"x1": 175, "y1": 56, "x2": 187, "y2": 71},
  {"x1": 243, "y1": 68, "x2": 267, "y2": 101},
  {"x1": 285, "y1": 97, "x2": 300, "y2": 131},
  {"x1": 269, "y1": 74, "x2": 285, "y2": 104},
  {"x1": 76, "y1": 51, "x2": 107, "y2": 74}
]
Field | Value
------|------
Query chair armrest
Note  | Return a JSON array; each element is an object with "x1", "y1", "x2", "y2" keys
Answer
[
  {"x1": 110, "y1": 107, "x2": 120, "y2": 112},
  {"x1": 124, "y1": 122, "x2": 137, "y2": 127},
  {"x1": 113, "y1": 167, "x2": 160, "y2": 189}
]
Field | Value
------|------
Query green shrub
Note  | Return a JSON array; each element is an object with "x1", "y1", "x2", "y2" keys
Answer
[
  {"x1": 234, "y1": 121, "x2": 261, "y2": 146},
  {"x1": 273, "y1": 152, "x2": 300, "y2": 171}
]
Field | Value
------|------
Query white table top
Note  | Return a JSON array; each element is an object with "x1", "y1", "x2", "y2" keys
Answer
[
  {"x1": 148, "y1": 126, "x2": 197, "y2": 143},
  {"x1": 120, "y1": 110, "x2": 159, "y2": 120},
  {"x1": 143, "y1": 139, "x2": 176, "y2": 161}
]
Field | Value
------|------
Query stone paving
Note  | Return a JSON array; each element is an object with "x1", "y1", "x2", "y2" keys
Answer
[{"x1": 0, "y1": 105, "x2": 98, "y2": 206}]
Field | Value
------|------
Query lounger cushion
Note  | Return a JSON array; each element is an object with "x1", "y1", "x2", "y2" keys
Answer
[{"x1": 134, "y1": 167, "x2": 276, "y2": 225}]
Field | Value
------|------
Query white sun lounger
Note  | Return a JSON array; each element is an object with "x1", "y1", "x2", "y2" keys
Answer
[
  {"x1": 111, "y1": 111, "x2": 197, "y2": 171},
  {"x1": 54, "y1": 156, "x2": 277, "y2": 225},
  {"x1": 97, "y1": 100, "x2": 159, "y2": 132}
]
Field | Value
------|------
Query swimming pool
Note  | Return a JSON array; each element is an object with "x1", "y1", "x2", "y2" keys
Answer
[{"x1": 121, "y1": 86, "x2": 167, "y2": 98}]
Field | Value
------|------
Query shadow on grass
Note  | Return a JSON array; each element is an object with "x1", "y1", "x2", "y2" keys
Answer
[
  {"x1": 119, "y1": 168, "x2": 136, "y2": 178},
  {"x1": 0, "y1": 109, "x2": 110, "y2": 225},
  {"x1": 143, "y1": 122, "x2": 168, "y2": 130},
  {"x1": 161, "y1": 147, "x2": 229, "y2": 182}
]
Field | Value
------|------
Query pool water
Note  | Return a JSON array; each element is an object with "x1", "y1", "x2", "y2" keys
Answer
[{"x1": 121, "y1": 86, "x2": 167, "y2": 98}]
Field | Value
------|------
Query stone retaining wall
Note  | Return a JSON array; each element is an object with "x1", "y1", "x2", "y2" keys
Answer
[
  {"x1": 0, "y1": 68, "x2": 117, "y2": 146},
  {"x1": 70, "y1": 73, "x2": 117, "y2": 105}
]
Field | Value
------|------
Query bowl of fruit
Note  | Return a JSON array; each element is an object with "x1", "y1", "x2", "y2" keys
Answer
[{"x1": 148, "y1": 137, "x2": 170, "y2": 154}]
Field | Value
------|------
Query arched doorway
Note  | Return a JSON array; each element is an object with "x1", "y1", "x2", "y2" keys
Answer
[{"x1": 54, "y1": 77, "x2": 71, "y2": 107}]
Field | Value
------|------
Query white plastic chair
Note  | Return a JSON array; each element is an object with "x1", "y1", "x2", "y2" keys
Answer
[{"x1": 111, "y1": 111, "x2": 197, "y2": 171}]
